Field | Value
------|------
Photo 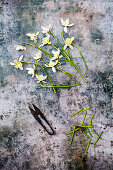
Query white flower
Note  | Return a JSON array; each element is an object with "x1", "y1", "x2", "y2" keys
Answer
[
  {"x1": 41, "y1": 24, "x2": 52, "y2": 34},
  {"x1": 10, "y1": 55, "x2": 24, "y2": 70},
  {"x1": 40, "y1": 34, "x2": 51, "y2": 46},
  {"x1": 26, "y1": 32, "x2": 39, "y2": 41},
  {"x1": 61, "y1": 18, "x2": 74, "y2": 33},
  {"x1": 51, "y1": 49, "x2": 63, "y2": 61},
  {"x1": 14, "y1": 45, "x2": 26, "y2": 51},
  {"x1": 45, "y1": 60, "x2": 58, "y2": 72},
  {"x1": 64, "y1": 37, "x2": 74, "y2": 49},
  {"x1": 33, "y1": 51, "x2": 42, "y2": 60},
  {"x1": 36, "y1": 74, "x2": 47, "y2": 83},
  {"x1": 26, "y1": 66, "x2": 35, "y2": 77}
]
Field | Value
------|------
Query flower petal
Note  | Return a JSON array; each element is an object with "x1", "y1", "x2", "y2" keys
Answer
[
  {"x1": 36, "y1": 32, "x2": 39, "y2": 36},
  {"x1": 52, "y1": 67, "x2": 56, "y2": 72},
  {"x1": 64, "y1": 45, "x2": 67, "y2": 50},
  {"x1": 61, "y1": 18, "x2": 64, "y2": 25},
  {"x1": 19, "y1": 55, "x2": 24, "y2": 61},
  {"x1": 64, "y1": 27, "x2": 67, "y2": 33},
  {"x1": 69, "y1": 45, "x2": 73, "y2": 49},
  {"x1": 10, "y1": 62, "x2": 15, "y2": 65},
  {"x1": 51, "y1": 56, "x2": 58, "y2": 61},
  {"x1": 69, "y1": 23, "x2": 74, "y2": 27},
  {"x1": 71, "y1": 37, "x2": 74, "y2": 41}
]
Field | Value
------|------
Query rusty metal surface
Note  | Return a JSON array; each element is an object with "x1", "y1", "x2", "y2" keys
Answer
[{"x1": 0, "y1": 0, "x2": 113, "y2": 169}]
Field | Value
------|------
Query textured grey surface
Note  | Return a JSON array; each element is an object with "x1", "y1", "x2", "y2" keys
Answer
[{"x1": 0, "y1": 0, "x2": 113, "y2": 169}]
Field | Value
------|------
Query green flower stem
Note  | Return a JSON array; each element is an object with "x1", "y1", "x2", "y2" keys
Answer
[
  {"x1": 34, "y1": 42, "x2": 53, "y2": 58},
  {"x1": 72, "y1": 43, "x2": 88, "y2": 70},
  {"x1": 66, "y1": 128, "x2": 79, "y2": 135},
  {"x1": 21, "y1": 61, "x2": 56, "y2": 93},
  {"x1": 81, "y1": 111, "x2": 87, "y2": 125},
  {"x1": 56, "y1": 67, "x2": 81, "y2": 85},
  {"x1": 93, "y1": 131, "x2": 103, "y2": 146},
  {"x1": 70, "y1": 126, "x2": 75, "y2": 144},
  {"x1": 62, "y1": 30, "x2": 65, "y2": 42},
  {"x1": 50, "y1": 31, "x2": 70, "y2": 60},
  {"x1": 40, "y1": 83, "x2": 82, "y2": 88},
  {"x1": 71, "y1": 107, "x2": 90, "y2": 117},
  {"x1": 51, "y1": 43, "x2": 69, "y2": 61},
  {"x1": 56, "y1": 67, "x2": 75, "y2": 76},
  {"x1": 91, "y1": 129, "x2": 102, "y2": 139},
  {"x1": 51, "y1": 43, "x2": 58, "y2": 50},
  {"x1": 67, "y1": 47, "x2": 73, "y2": 63},
  {"x1": 23, "y1": 43, "x2": 53, "y2": 58},
  {"x1": 21, "y1": 61, "x2": 37, "y2": 65},
  {"x1": 22, "y1": 43, "x2": 36, "y2": 48},
  {"x1": 84, "y1": 124, "x2": 93, "y2": 137},
  {"x1": 38, "y1": 60, "x2": 49, "y2": 65},
  {"x1": 90, "y1": 114, "x2": 95, "y2": 126},
  {"x1": 69, "y1": 60, "x2": 87, "y2": 82},
  {"x1": 86, "y1": 139, "x2": 91, "y2": 152},
  {"x1": 38, "y1": 65, "x2": 56, "y2": 93},
  {"x1": 60, "y1": 58, "x2": 68, "y2": 61},
  {"x1": 21, "y1": 61, "x2": 47, "y2": 69}
]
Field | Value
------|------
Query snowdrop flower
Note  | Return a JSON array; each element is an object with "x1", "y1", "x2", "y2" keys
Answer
[
  {"x1": 26, "y1": 65, "x2": 35, "y2": 78},
  {"x1": 45, "y1": 60, "x2": 58, "y2": 72},
  {"x1": 14, "y1": 45, "x2": 26, "y2": 51},
  {"x1": 51, "y1": 49, "x2": 63, "y2": 61},
  {"x1": 33, "y1": 51, "x2": 42, "y2": 60},
  {"x1": 26, "y1": 32, "x2": 39, "y2": 41},
  {"x1": 61, "y1": 18, "x2": 74, "y2": 33},
  {"x1": 36, "y1": 74, "x2": 47, "y2": 83},
  {"x1": 41, "y1": 24, "x2": 52, "y2": 34},
  {"x1": 10, "y1": 55, "x2": 24, "y2": 70},
  {"x1": 40, "y1": 34, "x2": 51, "y2": 46},
  {"x1": 64, "y1": 37, "x2": 74, "y2": 50}
]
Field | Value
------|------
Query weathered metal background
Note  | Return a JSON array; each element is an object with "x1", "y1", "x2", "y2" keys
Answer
[{"x1": 0, "y1": 0, "x2": 113, "y2": 169}]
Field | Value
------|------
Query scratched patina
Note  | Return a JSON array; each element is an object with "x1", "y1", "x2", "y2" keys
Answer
[{"x1": 0, "y1": 0, "x2": 113, "y2": 169}]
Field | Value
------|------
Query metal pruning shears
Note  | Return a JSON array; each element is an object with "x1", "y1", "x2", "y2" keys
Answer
[{"x1": 29, "y1": 104, "x2": 55, "y2": 135}]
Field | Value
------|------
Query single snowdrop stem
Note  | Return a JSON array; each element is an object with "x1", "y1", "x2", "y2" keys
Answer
[{"x1": 72, "y1": 43, "x2": 88, "y2": 70}]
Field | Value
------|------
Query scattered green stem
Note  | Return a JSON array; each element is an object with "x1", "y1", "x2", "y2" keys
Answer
[
  {"x1": 81, "y1": 111, "x2": 87, "y2": 125},
  {"x1": 91, "y1": 129, "x2": 102, "y2": 139},
  {"x1": 83, "y1": 131, "x2": 91, "y2": 139},
  {"x1": 78, "y1": 125, "x2": 93, "y2": 128},
  {"x1": 71, "y1": 107, "x2": 90, "y2": 117},
  {"x1": 93, "y1": 131, "x2": 103, "y2": 146},
  {"x1": 66, "y1": 128, "x2": 79, "y2": 135},
  {"x1": 72, "y1": 43, "x2": 88, "y2": 70},
  {"x1": 86, "y1": 139, "x2": 91, "y2": 152},
  {"x1": 84, "y1": 124, "x2": 93, "y2": 137},
  {"x1": 70, "y1": 126, "x2": 75, "y2": 144},
  {"x1": 90, "y1": 114, "x2": 95, "y2": 126}
]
